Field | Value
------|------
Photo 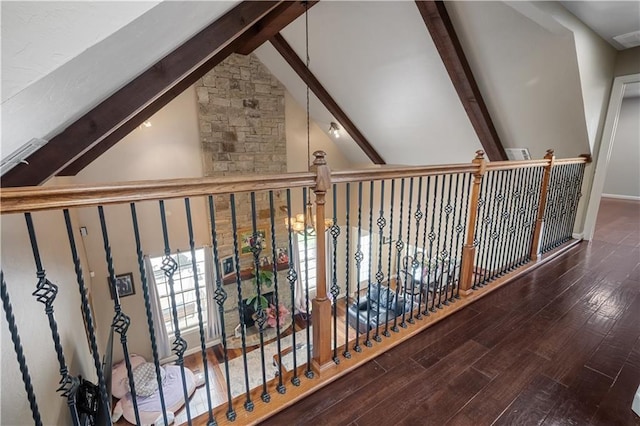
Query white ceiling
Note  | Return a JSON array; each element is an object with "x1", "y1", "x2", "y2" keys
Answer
[
  {"x1": 257, "y1": 1, "x2": 482, "y2": 166},
  {"x1": 560, "y1": 1, "x2": 640, "y2": 50}
]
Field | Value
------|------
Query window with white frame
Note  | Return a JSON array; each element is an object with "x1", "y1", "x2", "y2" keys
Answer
[
  {"x1": 297, "y1": 234, "x2": 317, "y2": 296},
  {"x1": 358, "y1": 233, "x2": 372, "y2": 283},
  {"x1": 150, "y1": 248, "x2": 207, "y2": 334}
]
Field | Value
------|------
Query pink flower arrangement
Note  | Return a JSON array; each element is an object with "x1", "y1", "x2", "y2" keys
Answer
[{"x1": 265, "y1": 303, "x2": 290, "y2": 328}]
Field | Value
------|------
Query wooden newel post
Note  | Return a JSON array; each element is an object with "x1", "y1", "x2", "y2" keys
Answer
[
  {"x1": 310, "y1": 151, "x2": 333, "y2": 374},
  {"x1": 530, "y1": 149, "x2": 555, "y2": 259},
  {"x1": 459, "y1": 150, "x2": 486, "y2": 296}
]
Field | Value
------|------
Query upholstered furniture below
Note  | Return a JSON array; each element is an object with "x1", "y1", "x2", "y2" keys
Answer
[{"x1": 347, "y1": 284, "x2": 416, "y2": 334}]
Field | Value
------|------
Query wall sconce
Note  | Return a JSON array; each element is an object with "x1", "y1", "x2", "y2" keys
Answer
[{"x1": 329, "y1": 122, "x2": 340, "y2": 138}]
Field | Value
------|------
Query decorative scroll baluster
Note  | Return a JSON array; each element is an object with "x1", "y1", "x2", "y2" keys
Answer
[
  {"x1": 477, "y1": 171, "x2": 495, "y2": 287},
  {"x1": 353, "y1": 182, "x2": 363, "y2": 352},
  {"x1": 374, "y1": 180, "x2": 386, "y2": 339},
  {"x1": 440, "y1": 175, "x2": 454, "y2": 305},
  {"x1": 62, "y1": 210, "x2": 110, "y2": 421},
  {"x1": 343, "y1": 183, "x2": 352, "y2": 357},
  {"x1": 426, "y1": 176, "x2": 438, "y2": 311},
  {"x1": 445, "y1": 174, "x2": 460, "y2": 301},
  {"x1": 302, "y1": 188, "x2": 313, "y2": 378},
  {"x1": 26, "y1": 213, "x2": 81, "y2": 425},
  {"x1": 330, "y1": 185, "x2": 341, "y2": 361},
  {"x1": 434, "y1": 175, "x2": 446, "y2": 308},
  {"x1": 384, "y1": 180, "x2": 395, "y2": 336},
  {"x1": 455, "y1": 173, "x2": 471, "y2": 298},
  {"x1": 392, "y1": 178, "x2": 405, "y2": 331},
  {"x1": 96, "y1": 207, "x2": 139, "y2": 426},
  {"x1": 157, "y1": 201, "x2": 192, "y2": 424},
  {"x1": 230, "y1": 194, "x2": 254, "y2": 410},
  {"x1": 410, "y1": 177, "x2": 423, "y2": 321},
  {"x1": 130, "y1": 204, "x2": 169, "y2": 426},
  {"x1": 269, "y1": 191, "x2": 287, "y2": 392},
  {"x1": 565, "y1": 163, "x2": 585, "y2": 244},
  {"x1": 365, "y1": 181, "x2": 375, "y2": 346},
  {"x1": 1, "y1": 270, "x2": 43, "y2": 426},
  {"x1": 184, "y1": 198, "x2": 216, "y2": 425},
  {"x1": 505, "y1": 169, "x2": 523, "y2": 271},
  {"x1": 487, "y1": 171, "x2": 506, "y2": 282},
  {"x1": 522, "y1": 167, "x2": 542, "y2": 264},
  {"x1": 420, "y1": 176, "x2": 431, "y2": 314},
  {"x1": 401, "y1": 177, "x2": 413, "y2": 326},
  {"x1": 285, "y1": 189, "x2": 301, "y2": 383},
  {"x1": 207, "y1": 196, "x2": 235, "y2": 420},
  {"x1": 495, "y1": 171, "x2": 512, "y2": 277},
  {"x1": 249, "y1": 192, "x2": 271, "y2": 401}
]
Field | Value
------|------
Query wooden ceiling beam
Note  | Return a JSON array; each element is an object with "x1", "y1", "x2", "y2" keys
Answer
[
  {"x1": 270, "y1": 33, "x2": 385, "y2": 165},
  {"x1": 235, "y1": 1, "x2": 318, "y2": 55},
  {"x1": 2, "y1": 1, "x2": 283, "y2": 187},
  {"x1": 415, "y1": 1, "x2": 508, "y2": 161}
]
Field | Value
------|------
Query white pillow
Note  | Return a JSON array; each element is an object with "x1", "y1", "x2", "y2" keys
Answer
[{"x1": 127, "y1": 363, "x2": 166, "y2": 397}]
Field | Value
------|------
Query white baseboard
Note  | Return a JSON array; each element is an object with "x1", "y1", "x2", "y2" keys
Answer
[
  {"x1": 572, "y1": 232, "x2": 584, "y2": 240},
  {"x1": 601, "y1": 193, "x2": 640, "y2": 201}
]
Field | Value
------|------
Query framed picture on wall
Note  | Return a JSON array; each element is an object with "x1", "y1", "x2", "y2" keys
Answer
[
  {"x1": 222, "y1": 256, "x2": 235, "y2": 276},
  {"x1": 239, "y1": 228, "x2": 267, "y2": 254},
  {"x1": 110, "y1": 273, "x2": 136, "y2": 299}
]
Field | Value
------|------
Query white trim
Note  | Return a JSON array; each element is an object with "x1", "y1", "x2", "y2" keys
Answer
[
  {"x1": 601, "y1": 193, "x2": 640, "y2": 201},
  {"x1": 572, "y1": 232, "x2": 584, "y2": 240},
  {"x1": 583, "y1": 73, "x2": 640, "y2": 240}
]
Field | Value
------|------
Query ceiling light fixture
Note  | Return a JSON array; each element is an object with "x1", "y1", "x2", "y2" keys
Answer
[{"x1": 329, "y1": 122, "x2": 340, "y2": 138}]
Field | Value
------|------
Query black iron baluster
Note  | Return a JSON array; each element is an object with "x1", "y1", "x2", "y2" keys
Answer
[
  {"x1": 329, "y1": 185, "x2": 341, "y2": 362},
  {"x1": 419, "y1": 177, "x2": 431, "y2": 313},
  {"x1": 505, "y1": 168, "x2": 524, "y2": 271},
  {"x1": 445, "y1": 174, "x2": 460, "y2": 302},
  {"x1": 455, "y1": 173, "x2": 471, "y2": 298},
  {"x1": 207, "y1": 196, "x2": 235, "y2": 420},
  {"x1": 411, "y1": 177, "x2": 423, "y2": 321},
  {"x1": 541, "y1": 167, "x2": 558, "y2": 252},
  {"x1": 402, "y1": 177, "x2": 414, "y2": 325},
  {"x1": 384, "y1": 180, "x2": 395, "y2": 336},
  {"x1": 565, "y1": 163, "x2": 585, "y2": 244},
  {"x1": 365, "y1": 181, "x2": 375, "y2": 346},
  {"x1": 96, "y1": 207, "x2": 138, "y2": 426},
  {"x1": 487, "y1": 170, "x2": 507, "y2": 283},
  {"x1": 557, "y1": 165, "x2": 573, "y2": 245},
  {"x1": 249, "y1": 192, "x2": 271, "y2": 401},
  {"x1": 157, "y1": 201, "x2": 192, "y2": 423},
  {"x1": 129, "y1": 204, "x2": 169, "y2": 425},
  {"x1": 374, "y1": 180, "x2": 386, "y2": 339},
  {"x1": 184, "y1": 198, "x2": 216, "y2": 425},
  {"x1": 354, "y1": 182, "x2": 363, "y2": 351},
  {"x1": 63, "y1": 210, "x2": 110, "y2": 421},
  {"x1": 285, "y1": 189, "x2": 301, "y2": 384},
  {"x1": 343, "y1": 183, "x2": 352, "y2": 357},
  {"x1": 393, "y1": 178, "x2": 405, "y2": 331},
  {"x1": 494, "y1": 170, "x2": 510, "y2": 276},
  {"x1": 269, "y1": 191, "x2": 287, "y2": 392},
  {"x1": 472, "y1": 172, "x2": 489, "y2": 289},
  {"x1": 426, "y1": 176, "x2": 439, "y2": 310},
  {"x1": 302, "y1": 188, "x2": 313, "y2": 379},
  {"x1": 521, "y1": 167, "x2": 541, "y2": 265},
  {"x1": 440, "y1": 175, "x2": 454, "y2": 305},
  {"x1": 229, "y1": 194, "x2": 254, "y2": 410},
  {"x1": 434, "y1": 175, "x2": 447, "y2": 308},
  {"x1": 1, "y1": 270, "x2": 43, "y2": 426},
  {"x1": 478, "y1": 171, "x2": 496, "y2": 286},
  {"x1": 25, "y1": 213, "x2": 81, "y2": 426}
]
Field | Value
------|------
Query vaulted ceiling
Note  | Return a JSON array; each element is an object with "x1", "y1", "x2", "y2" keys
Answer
[{"x1": 1, "y1": 1, "x2": 626, "y2": 187}]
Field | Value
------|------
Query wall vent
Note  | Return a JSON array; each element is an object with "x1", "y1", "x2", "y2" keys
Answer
[
  {"x1": 505, "y1": 148, "x2": 531, "y2": 161},
  {"x1": 613, "y1": 30, "x2": 640, "y2": 49},
  {"x1": 1, "y1": 138, "x2": 48, "y2": 176}
]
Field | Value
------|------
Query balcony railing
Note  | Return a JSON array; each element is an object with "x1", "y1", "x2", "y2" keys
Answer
[{"x1": 0, "y1": 149, "x2": 589, "y2": 425}]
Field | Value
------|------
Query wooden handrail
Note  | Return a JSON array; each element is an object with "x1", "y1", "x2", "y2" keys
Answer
[{"x1": 0, "y1": 155, "x2": 589, "y2": 215}]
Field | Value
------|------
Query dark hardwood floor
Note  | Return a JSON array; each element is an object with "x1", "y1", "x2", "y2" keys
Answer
[{"x1": 263, "y1": 198, "x2": 640, "y2": 425}]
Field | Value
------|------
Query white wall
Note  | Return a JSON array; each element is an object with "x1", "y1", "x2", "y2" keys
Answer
[
  {"x1": 603, "y1": 97, "x2": 640, "y2": 198},
  {"x1": 447, "y1": 1, "x2": 591, "y2": 160}
]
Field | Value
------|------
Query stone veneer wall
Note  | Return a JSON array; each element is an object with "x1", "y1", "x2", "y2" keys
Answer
[{"x1": 196, "y1": 53, "x2": 293, "y2": 337}]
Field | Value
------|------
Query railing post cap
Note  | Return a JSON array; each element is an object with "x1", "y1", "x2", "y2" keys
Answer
[
  {"x1": 475, "y1": 150, "x2": 485, "y2": 160},
  {"x1": 545, "y1": 149, "x2": 555, "y2": 157},
  {"x1": 313, "y1": 151, "x2": 327, "y2": 166}
]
